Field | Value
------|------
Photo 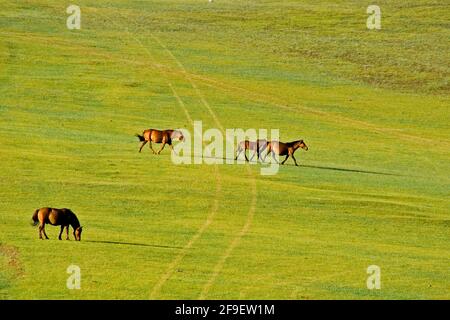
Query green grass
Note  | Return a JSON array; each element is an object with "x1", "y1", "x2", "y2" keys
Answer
[{"x1": 0, "y1": 0, "x2": 449, "y2": 299}]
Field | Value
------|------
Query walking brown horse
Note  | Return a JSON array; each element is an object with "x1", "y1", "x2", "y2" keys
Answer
[
  {"x1": 136, "y1": 129, "x2": 184, "y2": 154},
  {"x1": 31, "y1": 207, "x2": 83, "y2": 241},
  {"x1": 264, "y1": 140, "x2": 308, "y2": 166},
  {"x1": 235, "y1": 139, "x2": 268, "y2": 162}
]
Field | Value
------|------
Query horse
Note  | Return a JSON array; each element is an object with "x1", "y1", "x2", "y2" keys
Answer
[
  {"x1": 136, "y1": 129, "x2": 184, "y2": 154},
  {"x1": 264, "y1": 140, "x2": 308, "y2": 166},
  {"x1": 235, "y1": 139, "x2": 268, "y2": 162},
  {"x1": 31, "y1": 207, "x2": 83, "y2": 241}
]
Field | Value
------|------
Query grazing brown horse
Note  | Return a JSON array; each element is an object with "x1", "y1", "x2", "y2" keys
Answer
[
  {"x1": 235, "y1": 139, "x2": 268, "y2": 162},
  {"x1": 31, "y1": 207, "x2": 83, "y2": 241},
  {"x1": 136, "y1": 129, "x2": 184, "y2": 154},
  {"x1": 264, "y1": 140, "x2": 308, "y2": 166}
]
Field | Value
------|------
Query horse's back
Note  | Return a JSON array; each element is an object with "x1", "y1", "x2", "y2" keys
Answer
[
  {"x1": 240, "y1": 139, "x2": 267, "y2": 151},
  {"x1": 37, "y1": 207, "x2": 51, "y2": 219},
  {"x1": 257, "y1": 139, "x2": 268, "y2": 150},
  {"x1": 49, "y1": 208, "x2": 64, "y2": 225},
  {"x1": 144, "y1": 129, "x2": 172, "y2": 143},
  {"x1": 237, "y1": 140, "x2": 249, "y2": 150},
  {"x1": 143, "y1": 129, "x2": 154, "y2": 141},
  {"x1": 38, "y1": 207, "x2": 71, "y2": 226},
  {"x1": 269, "y1": 141, "x2": 287, "y2": 155},
  {"x1": 35, "y1": 207, "x2": 51, "y2": 225}
]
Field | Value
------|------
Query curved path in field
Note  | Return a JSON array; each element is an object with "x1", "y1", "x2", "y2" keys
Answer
[
  {"x1": 148, "y1": 33, "x2": 257, "y2": 299},
  {"x1": 97, "y1": 9, "x2": 258, "y2": 299}
]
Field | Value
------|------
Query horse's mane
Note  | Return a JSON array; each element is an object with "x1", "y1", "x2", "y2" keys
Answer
[
  {"x1": 66, "y1": 209, "x2": 80, "y2": 228},
  {"x1": 287, "y1": 140, "x2": 303, "y2": 146}
]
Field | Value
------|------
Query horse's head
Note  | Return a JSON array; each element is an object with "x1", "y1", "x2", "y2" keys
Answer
[
  {"x1": 297, "y1": 140, "x2": 308, "y2": 151},
  {"x1": 74, "y1": 226, "x2": 83, "y2": 241},
  {"x1": 173, "y1": 130, "x2": 185, "y2": 142}
]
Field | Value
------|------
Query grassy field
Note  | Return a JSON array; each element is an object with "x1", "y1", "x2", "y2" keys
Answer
[{"x1": 0, "y1": 0, "x2": 449, "y2": 299}]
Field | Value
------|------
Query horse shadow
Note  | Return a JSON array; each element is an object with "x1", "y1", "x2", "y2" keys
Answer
[
  {"x1": 289, "y1": 164, "x2": 402, "y2": 176},
  {"x1": 158, "y1": 153, "x2": 402, "y2": 176}
]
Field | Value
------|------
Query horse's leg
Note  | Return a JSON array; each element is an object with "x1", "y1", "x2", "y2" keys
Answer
[
  {"x1": 149, "y1": 141, "x2": 157, "y2": 154},
  {"x1": 169, "y1": 143, "x2": 177, "y2": 155},
  {"x1": 259, "y1": 150, "x2": 267, "y2": 162},
  {"x1": 256, "y1": 143, "x2": 263, "y2": 162},
  {"x1": 259, "y1": 144, "x2": 267, "y2": 162},
  {"x1": 66, "y1": 225, "x2": 70, "y2": 240},
  {"x1": 42, "y1": 224, "x2": 49, "y2": 239},
  {"x1": 258, "y1": 150, "x2": 264, "y2": 163},
  {"x1": 235, "y1": 147, "x2": 242, "y2": 160},
  {"x1": 58, "y1": 226, "x2": 64, "y2": 240},
  {"x1": 292, "y1": 153, "x2": 299, "y2": 166},
  {"x1": 139, "y1": 141, "x2": 147, "y2": 153},
  {"x1": 262, "y1": 152, "x2": 267, "y2": 162},
  {"x1": 157, "y1": 141, "x2": 166, "y2": 154},
  {"x1": 249, "y1": 149, "x2": 257, "y2": 162},
  {"x1": 281, "y1": 155, "x2": 289, "y2": 165},
  {"x1": 262, "y1": 145, "x2": 271, "y2": 162},
  {"x1": 244, "y1": 148, "x2": 249, "y2": 162},
  {"x1": 38, "y1": 224, "x2": 44, "y2": 240},
  {"x1": 271, "y1": 151, "x2": 280, "y2": 164}
]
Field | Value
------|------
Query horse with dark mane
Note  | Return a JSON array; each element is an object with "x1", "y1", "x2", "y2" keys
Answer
[
  {"x1": 136, "y1": 129, "x2": 184, "y2": 154},
  {"x1": 235, "y1": 139, "x2": 268, "y2": 162},
  {"x1": 31, "y1": 207, "x2": 83, "y2": 241},
  {"x1": 264, "y1": 140, "x2": 308, "y2": 166}
]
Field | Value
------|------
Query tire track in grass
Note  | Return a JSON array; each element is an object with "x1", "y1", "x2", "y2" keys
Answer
[
  {"x1": 146, "y1": 34, "x2": 258, "y2": 299},
  {"x1": 150, "y1": 166, "x2": 221, "y2": 298},
  {"x1": 148, "y1": 35, "x2": 224, "y2": 130},
  {"x1": 67, "y1": 5, "x2": 449, "y2": 149},
  {"x1": 167, "y1": 83, "x2": 193, "y2": 124},
  {"x1": 199, "y1": 176, "x2": 256, "y2": 299},
  {"x1": 86, "y1": 29, "x2": 448, "y2": 150},
  {"x1": 124, "y1": 24, "x2": 226, "y2": 301},
  {"x1": 37, "y1": 6, "x2": 446, "y2": 150},
  {"x1": 93, "y1": 9, "x2": 223, "y2": 299}
]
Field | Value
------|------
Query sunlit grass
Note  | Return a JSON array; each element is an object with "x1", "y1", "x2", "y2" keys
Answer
[{"x1": 0, "y1": 0, "x2": 448, "y2": 299}]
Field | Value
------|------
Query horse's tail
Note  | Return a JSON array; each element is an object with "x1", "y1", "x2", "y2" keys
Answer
[
  {"x1": 31, "y1": 209, "x2": 39, "y2": 226},
  {"x1": 135, "y1": 133, "x2": 145, "y2": 142}
]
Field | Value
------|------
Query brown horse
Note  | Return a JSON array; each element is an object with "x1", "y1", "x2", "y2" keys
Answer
[
  {"x1": 31, "y1": 207, "x2": 83, "y2": 241},
  {"x1": 264, "y1": 140, "x2": 308, "y2": 166},
  {"x1": 136, "y1": 129, "x2": 184, "y2": 154},
  {"x1": 235, "y1": 139, "x2": 268, "y2": 162}
]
